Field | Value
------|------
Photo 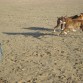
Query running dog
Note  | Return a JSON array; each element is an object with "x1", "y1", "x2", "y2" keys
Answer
[
  {"x1": 54, "y1": 13, "x2": 83, "y2": 32},
  {"x1": 59, "y1": 17, "x2": 83, "y2": 35}
]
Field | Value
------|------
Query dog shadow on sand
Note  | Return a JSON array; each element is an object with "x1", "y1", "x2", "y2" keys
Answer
[
  {"x1": 23, "y1": 27, "x2": 53, "y2": 31},
  {"x1": 3, "y1": 27, "x2": 58, "y2": 39}
]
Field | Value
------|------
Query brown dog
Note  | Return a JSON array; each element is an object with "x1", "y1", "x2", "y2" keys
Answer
[
  {"x1": 59, "y1": 17, "x2": 83, "y2": 35},
  {"x1": 54, "y1": 13, "x2": 83, "y2": 32}
]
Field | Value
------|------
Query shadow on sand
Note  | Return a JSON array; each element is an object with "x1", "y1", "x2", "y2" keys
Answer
[
  {"x1": 23, "y1": 27, "x2": 53, "y2": 31},
  {"x1": 3, "y1": 27, "x2": 58, "y2": 38},
  {"x1": 3, "y1": 32, "x2": 58, "y2": 38}
]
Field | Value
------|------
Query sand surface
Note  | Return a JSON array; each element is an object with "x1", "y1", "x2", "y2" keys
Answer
[{"x1": 0, "y1": 0, "x2": 83, "y2": 83}]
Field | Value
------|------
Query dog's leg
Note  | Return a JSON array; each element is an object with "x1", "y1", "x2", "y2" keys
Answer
[
  {"x1": 59, "y1": 30, "x2": 67, "y2": 35},
  {"x1": 54, "y1": 22, "x2": 60, "y2": 32},
  {"x1": 61, "y1": 22, "x2": 66, "y2": 30},
  {"x1": 64, "y1": 31, "x2": 68, "y2": 34},
  {"x1": 54, "y1": 27, "x2": 56, "y2": 32},
  {"x1": 72, "y1": 28, "x2": 76, "y2": 32},
  {"x1": 54, "y1": 20, "x2": 61, "y2": 32},
  {"x1": 80, "y1": 24, "x2": 83, "y2": 31},
  {"x1": 61, "y1": 24, "x2": 64, "y2": 30},
  {"x1": 59, "y1": 27, "x2": 69, "y2": 35},
  {"x1": 54, "y1": 25, "x2": 59, "y2": 32}
]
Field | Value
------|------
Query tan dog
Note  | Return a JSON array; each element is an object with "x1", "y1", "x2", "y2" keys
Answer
[
  {"x1": 59, "y1": 17, "x2": 83, "y2": 35},
  {"x1": 54, "y1": 15, "x2": 78, "y2": 32},
  {"x1": 54, "y1": 13, "x2": 83, "y2": 32}
]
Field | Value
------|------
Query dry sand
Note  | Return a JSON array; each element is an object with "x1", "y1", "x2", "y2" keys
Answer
[{"x1": 0, "y1": 0, "x2": 83, "y2": 83}]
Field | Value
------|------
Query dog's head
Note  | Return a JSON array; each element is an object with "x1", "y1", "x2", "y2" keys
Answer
[{"x1": 57, "y1": 16, "x2": 66, "y2": 25}]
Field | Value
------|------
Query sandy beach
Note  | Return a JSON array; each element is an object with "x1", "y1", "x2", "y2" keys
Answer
[{"x1": 0, "y1": 0, "x2": 83, "y2": 83}]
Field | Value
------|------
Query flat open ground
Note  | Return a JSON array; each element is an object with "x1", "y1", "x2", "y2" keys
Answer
[{"x1": 0, "y1": 0, "x2": 83, "y2": 83}]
